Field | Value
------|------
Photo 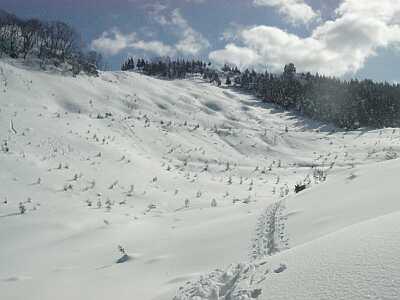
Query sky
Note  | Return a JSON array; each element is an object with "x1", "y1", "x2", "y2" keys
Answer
[{"x1": 2, "y1": 0, "x2": 400, "y2": 81}]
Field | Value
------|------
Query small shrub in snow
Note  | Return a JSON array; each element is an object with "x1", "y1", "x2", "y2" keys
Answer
[
  {"x1": 211, "y1": 198, "x2": 217, "y2": 207},
  {"x1": 243, "y1": 195, "x2": 251, "y2": 204},
  {"x1": 19, "y1": 202, "x2": 26, "y2": 214},
  {"x1": 294, "y1": 184, "x2": 306, "y2": 194},
  {"x1": 225, "y1": 162, "x2": 230, "y2": 171},
  {"x1": 1, "y1": 140, "x2": 9, "y2": 153},
  {"x1": 280, "y1": 187, "x2": 285, "y2": 198},
  {"x1": 109, "y1": 180, "x2": 118, "y2": 190},
  {"x1": 116, "y1": 245, "x2": 130, "y2": 264},
  {"x1": 284, "y1": 184, "x2": 290, "y2": 196},
  {"x1": 313, "y1": 168, "x2": 327, "y2": 182},
  {"x1": 63, "y1": 183, "x2": 73, "y2": 191},
  {"x1": 146, "y1": 204, "x2": 156, "y2": 213},
  {"x1": 105, "y1": 198, "x2": 112, "y2": 210},
  {"x1": 127, "y1": 185, "x2": 134, "y2": 197}
]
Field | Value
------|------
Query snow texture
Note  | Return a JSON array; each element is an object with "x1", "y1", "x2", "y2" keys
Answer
[{"x1": 0, "y1": 60, "x2": 399, "y2": 300}]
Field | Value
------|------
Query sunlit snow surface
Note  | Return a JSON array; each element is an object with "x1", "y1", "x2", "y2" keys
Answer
[{"x1": 0, "y1": 60, "x2": 399, "y2": 300}]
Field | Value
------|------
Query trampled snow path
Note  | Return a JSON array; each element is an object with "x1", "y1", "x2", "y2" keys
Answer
[
  {"x1": 174, "y1": 205, "x2": 293, "y2": 300},
  {"x1": 173, "y1": 261, "x2": 269, "y2": 300},
  {"x1": 173, "y1": 199, "x2": 291, "y2": 300},
  {"x1": 250, "y1": 200, "x2": 288, "y2": 260}
]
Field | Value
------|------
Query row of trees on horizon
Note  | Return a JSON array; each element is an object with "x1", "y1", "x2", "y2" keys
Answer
[{"x1": 121, "y1": 57, "x2": 225, "y2": 85}]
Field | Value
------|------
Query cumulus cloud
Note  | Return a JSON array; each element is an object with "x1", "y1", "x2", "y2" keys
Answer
[
  {"x1": 131, "y1": 40, "x2": 176, "y2": 56},
  {"x1": 91, "y1": 29, "x2": 175, "y2": 57},
  {"x1": 169, "y1": 9, "x2": 210, "y2": 55},
  {"x1": 210, "y1": 0, "x2": 400, "y2": 76},
  {"x1": 92, "y1": 7, "x2": 208, "y2": 57},
  {"x1": 91, "y1": 29, "x2": 136, "y2": 56},
  {"x1": 210, "y1": 44, "x2": 262, "y2": 70},
  {"x1": 150, "y1": 8, "x2": 210, "y2": 55},
  {"x1": 253, "y1": 0, "x2": 319, "y2": 25}
]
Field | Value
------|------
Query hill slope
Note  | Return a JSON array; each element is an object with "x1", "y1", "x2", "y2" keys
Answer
[{"x1": 0, "y1": 60, "x2": 399, "y2": 300}]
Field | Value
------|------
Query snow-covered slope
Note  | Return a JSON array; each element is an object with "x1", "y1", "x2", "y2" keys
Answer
[
  {"x1": 175, "y1": 159, "x2": 400, "y2": 300},
  {"x1": 0, "y1": 60, "x2": 399, "y2": 300}
]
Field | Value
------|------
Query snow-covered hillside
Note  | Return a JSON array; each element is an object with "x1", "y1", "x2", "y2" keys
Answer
[{"x1": 1, "y1": 60, "x2": 399, "y2": 300}]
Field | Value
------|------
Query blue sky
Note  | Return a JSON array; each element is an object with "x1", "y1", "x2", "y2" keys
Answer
[{"x1": 2, "y1": 0, "x2": 400, "y2": 81}]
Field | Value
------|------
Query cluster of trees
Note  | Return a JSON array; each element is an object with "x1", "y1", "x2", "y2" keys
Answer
[
  {"x1": 122, "y1": 57, "x2": 227, "y2": 86},
  {"x1": 121, "y1": 57, "x2": 221, "y2": 81},
  {"x1": 0, "y1": 9, "x2": 102, "y2": 75},
  {"x1": 225, "y1": 63, "x2": 400, "y2": 129}
]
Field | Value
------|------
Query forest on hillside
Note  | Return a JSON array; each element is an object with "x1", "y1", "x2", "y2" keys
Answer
[
  {"x1": 0, "y1": 9, "x2": 102, "y2": 75},
  {"x1": 121, "y1": 57, "x2": 400, "y2": 129}
]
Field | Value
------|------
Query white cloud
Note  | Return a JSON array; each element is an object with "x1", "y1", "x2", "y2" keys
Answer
[
  {"x1": 91, "y1": 29, "x2": 136, "y2": 56},
  {"x1": 131, "y1": 40, "x2": 176, "y2": 57},
  {"x1": 91, "y1": 29, "x2": 176, "y2": 57},
  {"x1": 335, "y1": 0, "x2": 400, "y2": 23},
  {"x1": 209, "y1": 44, "x2": 261, "y2": 70},
  {"x1": 150, "y1": 8, "x2": 210, "y2": 55},
  {"x1": 210, "y1": 0, "x2": 400, "y2": 76},
  {"x1": 170, "y1": 9, "x2": 210, "y2": 55},
  {"x1": 92, "y1": 7, "x2": 209, "y2": 58},
  {"x1": 253, "y1": 0, "x2": 319, "y2": 25}
]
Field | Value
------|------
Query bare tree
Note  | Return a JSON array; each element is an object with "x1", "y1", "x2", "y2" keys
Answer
[
  {"x1": 0, "y1": 9, "x2": 102, "y2": 75},
  {"x1": 21, "y1": 19, "x2": 41, "y2": 59}
]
